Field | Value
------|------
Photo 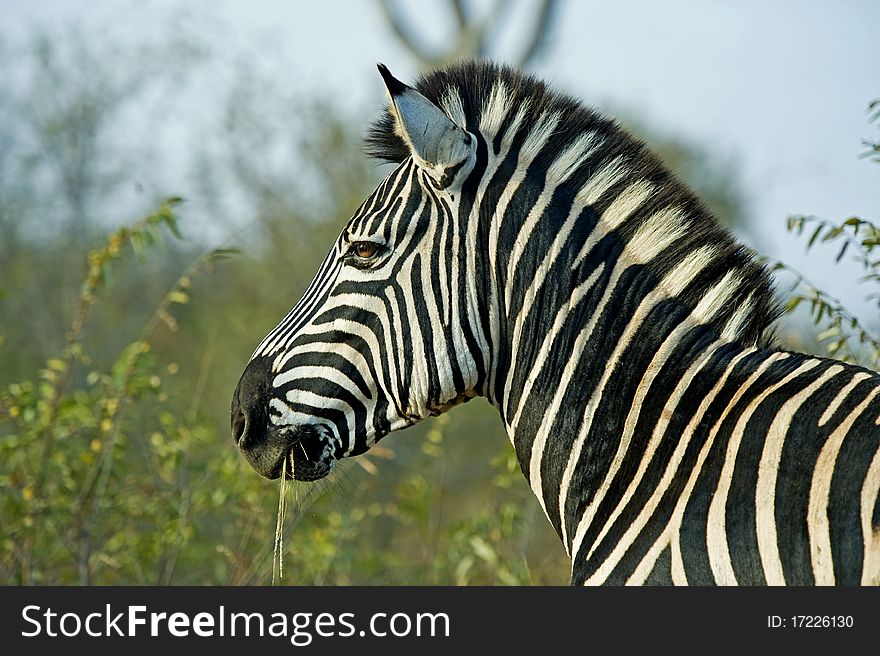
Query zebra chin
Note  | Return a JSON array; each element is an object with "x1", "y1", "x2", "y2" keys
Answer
[{"x1": 238, "y1": 422, "x2": 335, "y2": 482}]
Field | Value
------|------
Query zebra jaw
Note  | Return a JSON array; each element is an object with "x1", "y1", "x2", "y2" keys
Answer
[{"x1": 429, "y1": 390, "x2": 478, "y2": 416}]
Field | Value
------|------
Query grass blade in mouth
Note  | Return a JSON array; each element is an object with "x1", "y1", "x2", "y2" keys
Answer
[{"x1": 272, "y1": 455, "x2": 289, "y2": 584}]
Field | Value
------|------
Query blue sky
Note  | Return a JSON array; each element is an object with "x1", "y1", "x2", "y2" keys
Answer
[{"x1": 2, "y1": 0, "x2": 878, "y2": 325}]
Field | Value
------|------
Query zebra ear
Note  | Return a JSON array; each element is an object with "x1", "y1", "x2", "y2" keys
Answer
[{"x1": 377, "y1": 63, "x2": 476, "y2": 188}]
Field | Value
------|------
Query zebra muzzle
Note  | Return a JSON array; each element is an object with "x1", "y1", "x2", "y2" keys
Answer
[
  {"x1": 238, "y1": 420, "x2": 334, "y2": 482},
  {"x1": 231, "y1": 356, "x2": 335, "y2": 481}
]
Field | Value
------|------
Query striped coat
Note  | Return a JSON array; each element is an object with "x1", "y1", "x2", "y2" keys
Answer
[{"x1": 233, "y1": 61, "x2": 880, "y2": 585}]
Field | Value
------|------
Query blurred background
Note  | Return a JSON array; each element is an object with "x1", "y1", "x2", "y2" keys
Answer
[{"x1": 0, "y1": 0, "x2": 877, "y2": 585}]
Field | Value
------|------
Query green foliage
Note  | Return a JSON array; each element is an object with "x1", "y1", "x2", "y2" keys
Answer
[
  {"x1": 862, "y1": 99, "x2": 880, "y2": 165},
  {"x1": 768, "y1": 100, "x2": 880, "y2": 372},
  {"x1": 0, "y1": 202, "x2": 566, "y2": 585},
  {"x1": 0, "y1": 201, "x2": 244, "y2": 584},
  {"x1": 267, "y1": 413, "x2": 566, "y2": 586}
]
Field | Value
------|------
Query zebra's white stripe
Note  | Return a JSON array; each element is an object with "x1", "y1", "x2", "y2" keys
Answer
[
  {"x1": 692, "y1": 270, "x2": 741, "y2": 323},
  {"x1": 274, "y1": 342, "x2": 372, "y2": 383},
  {"x1": 520, "y1": 111, "x2": 562, "y2": 162},
  {"x1": 755, "y1": 364, "x2": 844, "y2": 585},
  {"x1": 448, "y1": 204, "x2": 468, "y2": 375},
  {"x1": 721, "y1": 292, "x2": 755, "y2": 343},
  {"x1": 548, "y1": 132, "x2": 604, "y2": 185},
  {"x1": 273, "y1": 365, "x2": 372, "y2": 405},
  {"x1": 398, "y1": 256, "x2": 430, "y2": 418},
  {"x1": 808, "y1": 384, "x2": 880, "y2": 584},
  {"x1": 599, "y1": 180, "x2": 656, "y2": 232},
  {"x1": 388, "y1": 166, "x2": 421, "y2": 252},
  {"x1": 665, "y1": 350, "x2": 784, "y2": 583},
  {"x1": 575, "y1": 156, "x2": 629, "y2": 206},
  {"x1": 860, "y1": 445, "x2": 880, "y2": 586},
  {"x1": 386, "y1": 284, "x2": 408, "y2": 402},
  {"x1": 706, "y1": 358, "x2": 821, "y2": 585},
  {"x1": 818, "y1": 373, "x2": 872, "y2": 427},
  {"x1": 280, "y1": 388, "x2": 356, "y2": 445},
  {"x1": 479, "y1": 80, "x2": 512, "y2": 138},
  {"x1": 436, "y1": 194, "x2": 451, "y2": 323},
  {"x1": 627, "y1": 207, "x2": 690, "y2": 265}
]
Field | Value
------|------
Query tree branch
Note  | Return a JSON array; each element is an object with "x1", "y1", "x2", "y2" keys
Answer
[
  {"x1": 376, "y1": 0, "x2": 434, "y2": 68},
  {"x1": 516, "y1": 0, "x2": 561, "y2": 67}
]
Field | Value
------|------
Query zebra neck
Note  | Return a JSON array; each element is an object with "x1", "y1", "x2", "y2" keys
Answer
[
  {"x1": 528, "y1": 331, "x2": 745, "y2": 545},
  {"x1": 491, "y1": 236, "x2": 750, "y2": 550}
]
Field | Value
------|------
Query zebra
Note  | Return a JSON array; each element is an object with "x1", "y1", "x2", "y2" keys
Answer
[{"x1": 231, "y1": 61, "x2": 880, "y2": 585}]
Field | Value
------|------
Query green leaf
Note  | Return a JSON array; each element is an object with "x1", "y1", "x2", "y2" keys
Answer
[
  {"x1": 821, "y1": 227, "x2": 842, "y2": 242},
  {"x1": 168, "y1": 291, "x2": 189, "y2": 304},
  {"x1": 165, "y1": 217, "x2": 182, "y2": 240},
  {"x1": 209, "y1": 248, "x2": 240, "y2": 261},
  {"x1": 807, "y1": 224, "x2": 823, "y2": 249}
]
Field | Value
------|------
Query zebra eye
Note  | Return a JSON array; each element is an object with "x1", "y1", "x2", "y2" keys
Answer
[{"x1": 351, "y1": 241, "x2": 380, "y2": 260}]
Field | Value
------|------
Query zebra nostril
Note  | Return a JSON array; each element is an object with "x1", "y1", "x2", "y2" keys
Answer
[
  {"x1": 232, "y1": 407, "x2": 248, "y2": 446},
  {"x1": 231, "y1": 355, "x2": 272, "y2": 450}
]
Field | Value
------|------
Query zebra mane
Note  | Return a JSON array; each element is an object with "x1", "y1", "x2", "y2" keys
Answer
[{"x1": 365, "y1": 60, "x2": 781, "y2": 347}]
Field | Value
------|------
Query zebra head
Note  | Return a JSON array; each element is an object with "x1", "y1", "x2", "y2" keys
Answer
[{"x1": 232, "y1": 65, "x2": 485, "y2": 481}]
